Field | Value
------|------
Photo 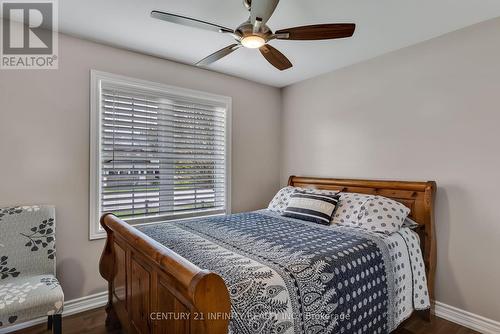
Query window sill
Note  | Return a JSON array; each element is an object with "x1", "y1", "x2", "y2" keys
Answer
[{"x1": 89, "y1": 211, "x2": 228, "y2": 241}]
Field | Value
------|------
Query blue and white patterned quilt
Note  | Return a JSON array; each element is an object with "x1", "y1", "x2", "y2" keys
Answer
[{"x1": 137, "y1": 210, "x2": 429, "y2": 333}]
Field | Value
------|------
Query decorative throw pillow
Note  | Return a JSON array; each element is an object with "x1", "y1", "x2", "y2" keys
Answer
[
  {"x1": 268, "y1": 187, "x2": 340, "y2": 214},
  {"x1": 359, "y1": 197, "x2": 410, "y2": 234},
  {"x1": 282, "y1": 191, "x2": 340, "y2": 225},
  {"x1": 267, "y1": 186, "x2": 296, "y2": 214},
  {"x1": 337, "y1": 194, "x2": 410, "y2": 234},
  {"x1": 332, "y1": 192, "x2": 374, "y2": 225}
]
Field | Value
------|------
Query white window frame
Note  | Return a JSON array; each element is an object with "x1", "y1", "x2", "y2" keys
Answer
[{"x1": 89, "y1": 70, "x2": 232, "y2": 240}]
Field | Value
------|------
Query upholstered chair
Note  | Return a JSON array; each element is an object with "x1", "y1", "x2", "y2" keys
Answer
[{"x1": 0, "y1": 205, "x2": 64, "y2": 333}]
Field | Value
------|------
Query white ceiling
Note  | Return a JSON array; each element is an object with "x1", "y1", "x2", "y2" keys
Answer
[{"x1": 59, "y1": 0, "x2": 500, "y2": 87}]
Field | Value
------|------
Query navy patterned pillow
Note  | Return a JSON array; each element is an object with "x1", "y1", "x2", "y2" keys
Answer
[
  {"x1": 282, "y1": 191, "x2": 340, "y2": 225},
  {"x1": 268, "y1": 186, "x2": 341, "y2": 214}
]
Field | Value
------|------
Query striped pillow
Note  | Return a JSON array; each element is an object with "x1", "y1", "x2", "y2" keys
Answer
[{"x1": 282, "y1": 191, "x2": 340, "y2": 225}]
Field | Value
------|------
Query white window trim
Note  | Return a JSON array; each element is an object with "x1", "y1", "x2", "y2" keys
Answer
[{"x1": 89, "y1": 70, "x2": 232, "y2": 240}]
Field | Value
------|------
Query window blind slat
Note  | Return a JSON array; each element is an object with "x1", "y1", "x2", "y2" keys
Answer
[
  {"x1": 101, "y1": 145, "x2": 225, "y2": 153},
  {"x1": 102, "y1": 175, "x2": 224, "y2": 181},
  {"x1": 102, "y1": 110, "x2": 225, "y2": 126},
  {"x1": 102, "y1": 184, "x2": 225, "y2": 193},
  {"x1": 102, "y1": 116, "x2": 226, "y2": 132},
  {"x1": 102, "y1": 103, "x2": 225, "y2": 121},
  {"x1": 101, "y1": 154, "x2": 225, "y2": 161},
  {"x1": 101, "y1": 142, "x2": 224, "y2": 152},
  {"x1": 103, "y1": 201, "x2": 225, "y2": 211},
  {"x1": 103, "y1": 201, "x2": 226, "y2": 212},
  {"x1": 103, "y1": 168, "x2": 224, "y2": 173},
  {"x1": 101, "y1": 124, "x2": 225, "y2": 137},
  {"x1": 103, "y1": 199, "x2": 226, "y2": 209},
  {"x1": 102, "y1": 178, "x2": 225, "y2": 187},
  {"x1": 102, "y1": 172, "x2": 225, "y2": 180},
  {"x1": 103, "y1": 158, "x2": 224, "y2": 164},
  {"x1": 102, "y1": 132, "x2": 226, "y2": 143},
  {"x1": 102, "y1": 193, "x2": 224, "y2": 203},
  {"x1": 102, "y1": 125, "x2": 226, "y2": 140},
  {"x1": 113, "y1": 208, "x2": 225, "y2": 221},
  {"x1": 102, "y1": 107, "x2": 226, "y2": 125},
  {"x1": 102, "y1": 136, "x2": 224, "y2": 145},
  {"x1": 102, "y1": 92, "x2": 226, "y2": 113}
]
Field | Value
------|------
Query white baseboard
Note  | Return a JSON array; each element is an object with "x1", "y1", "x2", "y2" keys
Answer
[
  {"x1": 62, "y1": 291, "x2": 108, "y2": 317},
  {"x1": 434, "y1": 301, "x2": 500, "y2": 334},
  {"x1": 2, "y1": 294, "x2": 499, "y2": 334},
  {"x1": 0, "y1": 291, "x2": 108, "y2": 333}
]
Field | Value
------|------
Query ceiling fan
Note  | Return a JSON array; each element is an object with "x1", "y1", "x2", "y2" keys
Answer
[{"x1": 151, "y1": 0, "x2": 355, "y2": 71}]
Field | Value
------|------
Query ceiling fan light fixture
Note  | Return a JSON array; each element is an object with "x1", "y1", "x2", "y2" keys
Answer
[{"x1": 241, "y1": 35, "x2": 266, "y2": 49}]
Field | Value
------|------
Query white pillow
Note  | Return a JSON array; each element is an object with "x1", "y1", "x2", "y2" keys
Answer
[
  {"x1": 358, "y1": 197, "x2": 410, "y2": 234},
  {"x1": 333, "y1": 193, "x2": 410, "y2": 234},
  {"x1": 268, "y1": 186, "x2": 296, "y2": 214},
  {"x1": 268, "y1": 186, "x2": 340, "y2": 214},
  {"x1": 332, "y1": 192, "x2": 374, "y2": 225}
]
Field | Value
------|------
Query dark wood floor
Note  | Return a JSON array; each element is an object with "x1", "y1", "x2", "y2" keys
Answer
[{"x1": 13, "y1": 307, "x2": 478, "y2": 334}]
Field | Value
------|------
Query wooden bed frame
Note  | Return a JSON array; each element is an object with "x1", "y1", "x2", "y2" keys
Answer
[{"x1": 99, "y1": 176, "x2": 436, "y2": 334}]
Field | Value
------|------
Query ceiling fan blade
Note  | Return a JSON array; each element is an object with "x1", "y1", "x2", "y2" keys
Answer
[
  {"x1": 151, "y1": 10, "x2": 234, "y2": 34},
  {"x1": 250, "y1": 0, "x2": 280, "y2": 27},
  {"x1": 275, "y1": 23, "x2": 355, "y2": 40},
  {"x1": 259, "y1": 44, "x2": 292, "y2": 71},
  {"x1": 196, "y1": 44, "x2": 240, "y2": 67}
]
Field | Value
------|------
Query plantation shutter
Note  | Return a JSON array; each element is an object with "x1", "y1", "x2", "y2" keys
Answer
[{"x1": 100, "y1": 84, "x2": 228, "y2": 223}]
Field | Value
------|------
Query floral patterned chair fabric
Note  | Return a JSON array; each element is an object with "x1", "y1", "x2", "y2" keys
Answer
[{"x1": 0, "y1": 205, "x2": 64, "y2": 330}]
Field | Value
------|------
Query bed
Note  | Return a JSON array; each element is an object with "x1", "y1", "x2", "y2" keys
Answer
[{"x1": 99, "y1": 176, "x2": 436, "y2": 334}]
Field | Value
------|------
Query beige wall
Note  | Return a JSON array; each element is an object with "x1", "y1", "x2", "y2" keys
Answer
[
  {"x1": 0, "y1": 33, "x2": 282, "y2": 300},
  {"x1": 281, "y1": 17, "x2": 500, "y2": 321}
]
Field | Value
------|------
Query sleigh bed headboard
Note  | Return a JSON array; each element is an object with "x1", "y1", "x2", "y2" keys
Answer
[{"x1": 288, "y1": 176, "x2": 437, "y2": 301}]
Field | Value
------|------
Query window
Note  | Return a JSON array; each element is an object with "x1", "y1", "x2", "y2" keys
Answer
[{"x1": 90, "y1": 71, "x2": 231, "y2": 239}]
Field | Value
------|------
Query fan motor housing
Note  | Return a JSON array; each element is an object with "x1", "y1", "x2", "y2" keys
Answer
[{"x1": 236, "y1": 21, "x2": 272, "y2": 41}]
